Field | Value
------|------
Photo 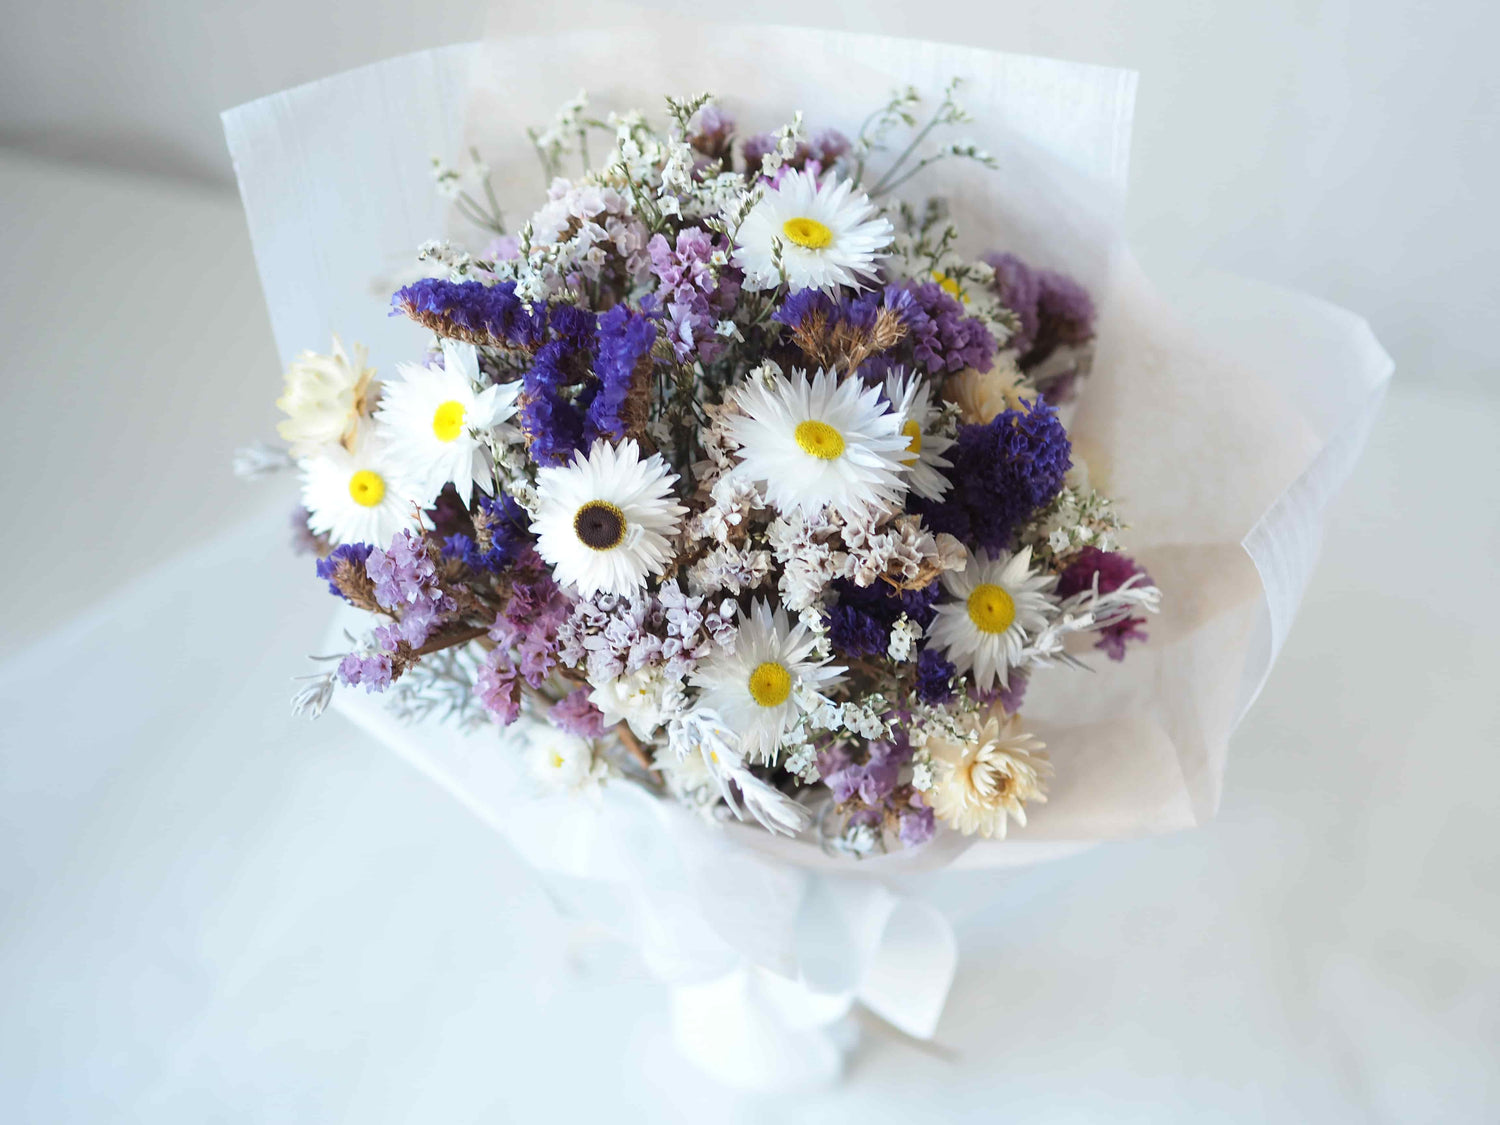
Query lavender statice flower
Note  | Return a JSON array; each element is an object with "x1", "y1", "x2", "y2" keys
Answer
[
  {"x1": 391, "y1": 278, "x2": 547, "y2": 349},
  {"x1": 550, "y1": 688, "x2": 607, "y2": 738},
  {"x1": 366, "y1": 530, "x2": 457, "y2": 647},
  {"x1": 884, "y1": 280, "x2": 995, "y2": 375},
  {"x1": 743, "y1": 128, "x2": 850, "y2": 178},
  {"x1": 647, "y1": 229, "x2": 741, "y2": 364},
  {"x1": 337, "y1": 651, "x2": 394, "y2": 693},
  {"x1": 1056, "y1": 547, "x2": 1153, "y2": 660},
  {"x1": 916, "y1": 399, "x2": 1071, "y2": 552},
  {"x1": 819, "y1": 736, "x2": 910, "y2": 806},
  {"x1": 316, "y1": 542, "x2": 373, "y2": 599},
  {"x1": 687, "y1": 104, "x2": 736, "y2": 161},
  {"x1": 982, "y1": 252, "x2": 1096, "y2": 371},
  {"x1": 476, "y1": 648, "x2": 521, "y2": 724},
  {"x1": 898, "y1": 799, "x2": 936, "y2": 847},
  {"x1": 488, "y1": 568, "x2": 571, "y2": 687}
]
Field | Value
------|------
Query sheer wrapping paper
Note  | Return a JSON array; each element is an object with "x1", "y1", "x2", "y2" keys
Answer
[{"x1": 223, "y1": 30, "x2": 1391, "y2": 1083}]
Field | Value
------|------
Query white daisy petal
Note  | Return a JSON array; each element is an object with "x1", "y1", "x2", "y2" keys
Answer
[
  {"x1": 532, "y1": 439, "x2": 686, "y2": 598},
  {"x1": 885, "y1": 368, "x2": 954, "y2": 501},
  {"x1": 299, "y1": 427, "x2": 421, "y2": 547},
  {"x1": 732, "y1": 170, "x2": 894, "y2": 292}
]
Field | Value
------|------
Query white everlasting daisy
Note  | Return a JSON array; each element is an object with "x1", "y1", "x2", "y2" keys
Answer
[
  {"x1": 275, "y1": 335, "x2": 376, "y2": 457},
  {"x1": 926, "y1": 713, "x2": 1051, "y2": 839},
  {"x1": 928, "y1": 546, "x2": 1059, "y2": 692},
  {"x1": 689, "y1": 599, "x2": 844, "y2": 765},
  {"x1": 728, "y1": 368, "x2": 910, "y2": 516},
  {"x1": 733, "y1": 170, "x2": 893, "y2": 292},
  {"x1": 518, "y1": 719, "x2": 606, "y2": 794},
  {"x1": 532, "y1": 439, "x2": 686, "y2": 598},
  {"x1": 375, "y1": 339, "x2": 520, "y2": 507},
  {"x1": 300, "y1": 429, "x2": 419, "y2": 547},
  {"x1": 885, "y1": 369, "x2": 954, "y2": 500}
]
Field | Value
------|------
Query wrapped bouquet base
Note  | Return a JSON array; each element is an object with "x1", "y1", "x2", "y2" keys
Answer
[{"x1": 226, "y1": 29, "x2": 1390, "y2": 1087}]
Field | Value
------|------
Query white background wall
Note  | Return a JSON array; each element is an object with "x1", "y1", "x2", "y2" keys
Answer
[{"x1": 1, "y1": 1, "x2": 1496, "y2": 398}]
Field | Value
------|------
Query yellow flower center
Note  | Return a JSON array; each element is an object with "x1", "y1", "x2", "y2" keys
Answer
[
  {"x1": 782, "y1": 217, "x2": 833, "y2": 250},
  {"x1": 348, "y1": 469, "x2": 385, "y2": 508},
  {"x1": 901, "y1": 418, "x2": 923, "y2": 464},
  {"x1": 550, "y1": 752, "x2": 565, "y2": 769},
  {"x1": 966, "y1": 583, "x2": 1016, "y2": 634},
  {"x1": 932, "y1": 270, "x2": 966, "y2": 302},
  {"x1": 432, "y1": 400, "x2": 466, "y2": 442},
  {"x1": 794, "y1": 420, "x2": 845, "y2": 460},
  {"x1": 748, "y1": 661, "x2": 792, "y2": 708}
]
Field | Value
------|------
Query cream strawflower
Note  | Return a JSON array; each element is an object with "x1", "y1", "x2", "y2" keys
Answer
[
  {"x1": 926, "y1": 712, "x2": 1051, "y2": 839},
  {"x1": 275, "y1": 335, "x2": 376, "y2": 457},
  {"x1": 299, "y1": 428, "x2": 419, "y2": 547},
  {"x1": 733, "y1": 170, "x2": 893, "y2": 292},
  {"x1": 532, "y1": 439, "x2": 686, "y2": 597},
  {"x1": 944, "y1": 359, "x2": 1031, "y2": 425},
  {"x1": 374, "y1": 340, "x2": 520, "y2": 507},
  {"x1": 728, "y1": 367, "x2": 910, "y2": 516},
  {"x1": 689, "y1": 599, "x2": 844, "y2": 765},
  {"x1": 885, "y1": 369, "x2": 954, "y2": 500},
  {"x1": 928, "y1": 546, "x2": 1059, "y2": 691}
]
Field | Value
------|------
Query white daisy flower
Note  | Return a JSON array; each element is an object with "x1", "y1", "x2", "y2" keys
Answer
[
  {"x1": 928, "y1": 546, "x2": 1059, "y2": 692},
  {"x1": 727, "y1": 368, "x2": 910, "y2": 516},
  {"x1": 299, "y1": 428, "x2": 419, "y2": 547},
  {"x1": 374, "y1": 339, "x2": 520, "y2": 507},
  {"x1": 926, "y1": 712, "x2": 1051, "y2": 839},
  {"x1": 733, "y1": 170, "x2": 893, "y2": 292},
  {"x1": 689, "y1": 599, "x2": 844, "y2": 764},
  {"x1": 520, "y1": 720, "x2": 605, "y2": 794},
  {"x1": 532, "y1": 439, "x2": 686, "y2": 598},
  {"x1": 885, "y1": 369, "x2": 955, "y2": 500}
]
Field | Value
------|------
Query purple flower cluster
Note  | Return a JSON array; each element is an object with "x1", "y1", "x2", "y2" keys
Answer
[
  {"x1": 917, "y1": 399, "x2": 1071, "y2": 551},
  {"x1": 972, "y1": 668, "x2": 1029, "y2": 713},
  {"x1": 687, "y1": 105, "x2": 736, "y2": 161},
  {"x1": 519, "y1": 304, "x2": 595, "y2": 465},
  {"x1": 585, "y1": 304, "x2": 657, "y2": 442},
  {"x1": 983, "y1": 252, "x2": 1095, "y2": 371},
  {"x1": 338, "y1": 650, "x2": 393, "y2": 693},
  {"x1": 391, "y1": 278, "x2": 546, "y2": 348},
  {"x1": 366, "y1": 529, "x2": 456, "y2": 648},
  {"x1": 1056, "y1": 547, "x2": 1152, "y2": 660},
  {"x1": 476, "y1": 647, "x2": 521, "y2": 724},
  {"x1": 885, "y1": 280, "x2": 996, "y2": 375},
  {"x1": 914, "y1": 649, "x2": 957, "y2": 705},
  {"x1": 440, "y1": 491, "x2": 530, "y2": 574},
  {"x1": 817, "y1": 731, "x2": 935, "y2": 847},
  {"x1": 773, "y1": 285, "x2": 884, "y2": 334},
  {"x1": 648, "y1": 229, "x2": 741, "y2": 364},
  {"x1": 825, "y1": 578, "x2": 939, "y2": 658},
  {"x1": 316, "y1": 542, "x2": 373, "y2": 599},
  {"x1": 743, "y1": 128, "x2": 850, "y2": 178},
  {"x1": 550, "y1": 687, "x2": 607, "y2": 738},
  {"x1": 488, "y1": 568, "x2": 572, "y2": 687}
]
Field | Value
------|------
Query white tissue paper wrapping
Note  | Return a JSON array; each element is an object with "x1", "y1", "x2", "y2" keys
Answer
[{"x1": 223, "y1": 30, "x2": 1391, "y2": 1088}]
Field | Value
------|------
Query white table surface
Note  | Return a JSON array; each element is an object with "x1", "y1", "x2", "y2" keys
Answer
[{"x1": 1, "y1": 152, "x2": 1495, "y2": 1122}]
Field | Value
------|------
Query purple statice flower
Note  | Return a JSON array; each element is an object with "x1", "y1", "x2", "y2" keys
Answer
[
  {"x1": 818, "y1": 736, "x2": 910, "y2": 807},
  {"x1": 898, "y1": 799, "x2": 936, "y2": 847},
  {"x1": 440, "y1": 491, "x2": 531, "y2": 574},
  {"x1": 489, "y1": 569, "x2": 571, "y2": 687},
  {"x1": 971, "y1": 668, "x2": 1028, "y2": 712},
  {"x1": 519, "y1": 303, "x2": 596, "y2": 466},
  {"x1": 337, "y1": 651, "x2": 393, "y2": 693},
  {"x1": 584, "y1": 304, "x2": 657, "y2": 442},
  {"x1": 916, "y1": 399, "x2": 1071, "y2": 551},
  {"x1": 1056, "y1": 547, "x2": 1153, "y2": 661},
  {"x1": 365, "y1": 530, "x2": 456, "y2": 648},
  {"x1": 982, "y1": 252, "x2": 1096, "y2": 371},
  {"x1": 688, "y1": 104, "x2": 736, "y2": 160},
  {"x1": 914, "y1": 649, "x2": 957, "y2": 705},
  {"x1": 316, "y1": 542, "x2": 373, "y2": 599},
  {"x1": 481, "y1": 233, "x2": 521, "y2": 262},
  {"x1": 825, "y1": 578, "x2": 939, "y2": 659},
  {"x1": 549, "y1": 688, "x2": 607, "y2": 738},
  {"x1": 741, "y1": 131, "x2": 776, "y2": 171},
  {"x1": 884, "y1": 280, "x2": 996, "y2": 375},
  {"x1": 808, "y1": 128, "x2": 851, "y2": 166},
  {"x1": 742, "y1": 128, "x2": 850, "y2": 178},
  {"x1": 476, "y1": 648, "x2": 521, "y2": 725},
  {"x1": 647, "y1": 229, "x2": 741, "y2": 364},
  {"x1": 390, "y1": 278, "x2": 547, "y2": 348},
  {"x1": 773, "y1": 285, "x2": 884, "y2": 335}
]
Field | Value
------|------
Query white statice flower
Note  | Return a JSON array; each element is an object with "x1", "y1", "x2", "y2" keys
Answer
[
  {"x1": 732, "y1": 169, "x2": 893, "y2": 291},
  {"x1": 689, "y1": 599, "x2": 844, "y2": 765},
  {"x1": 888, "y1": 615, "x2": 922, "y2": 662},
  {"x1": 275, "y1": 336, "x2": 376, "y2": 457},
  {"x1": 521, "y1": 721, "x2": 606, "y2": 794},
  {"x1": 374, "y1": 340, "x2": 520, "y2": 507},
  {"x1": 533, "y1": 439, "x2": 686, "y2": 598},
  {"x1": 885, "y1": 369, "x2": 954, "y2": 500},
  {"x1": 728, "y1": 368, "x2": 910, "y2": 517},
  {"x1": 926, "y1": 713, "x2": 1051, "y2": 839},
  {"x1": 928, "y1": 546, "x2": 1059, "y2": 692},
  {"x1": 300, "y1": 428, "x2": 419, "y2": 547}
]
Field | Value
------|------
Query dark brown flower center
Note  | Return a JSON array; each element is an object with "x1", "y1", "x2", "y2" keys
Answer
[{"x1": 573, "y1": 500, "x2": 626, "y2": 551}]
